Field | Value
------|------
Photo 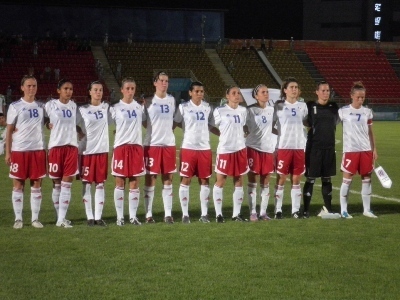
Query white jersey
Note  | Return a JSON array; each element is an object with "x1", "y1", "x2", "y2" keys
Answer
[
  {"x1": 245, "y1": 104, "x2": 275, "y2": 153},
  {"x1": 143, "y1": 94, "x2": 175, "y2": 146},
  {"x1": 274, "y1": 100, "x2": 308, "y2": 150},
  {"x1": 7, "y1": 98, "x2": 45, "y2": 151},
  {"x1": 0, "y1": 94, "x2": 5, "y2": 113},
  {"x1": 338, "y1": 104, "x2": 373, "y2": 152},
  {"x1": 77, "y1": 102, "x2": 110, "y2": 155},
  {"x1": 214, "y1": 104, "x2": 247, "y2": 154},
  {"x1": 110, "y1": 99, "x2": 145, "y2": 148},
  {"x1": 45, "y1": 99, "x2": 78, "y2": 149},
  {"x1": 174, "y1": 100, "x2": 213, "y2": 150},
  {"x1": 0, "y1": 125, "x2": 6, "y2": 155}
]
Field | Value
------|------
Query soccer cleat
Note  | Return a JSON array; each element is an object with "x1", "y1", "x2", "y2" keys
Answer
[
  {"x1": 216, "y1": 214, "x2": 225, "y2": 223},
  {"x1": 31, "y1": 220, "x2": 44, "y2": 228},
  {"x1": 363, "y1": 211, "x2": 378, "y2": 218},
  {"x1": 250, "y1": 213, "x2": 258, "y2": 222},
  {"x1": 56, "y1": 220, "x2": 73, "y2": 228},
  {"x1": 145, "y1": 217, "x2": 156, "y2": 224},
  {"x1": 303, "y1": 211, "x2": 310, "y2": 219},
  {"x1": 64, "y1": 219, "x2": 72, "y2": 225},
  {"x1": 95, "y1": 219, "x2": 107, "y2": 226},
  {"x1": 130, "y1": 217, "x2": 142, "y2": 225},
  {"x1": 232, "y1": 214, "x2": 249, "y2": 222},
  {"x1": 318, "y1": 206, "x2": 330, "y2": 217},
  {"x1": 164, "y1": 216, "x2": 174, "y2": 224},
  {"x1": 13, "y1": 220, "x2": 23, "y2": 229},
  {"x1": 182, "y1": 216, "x2": 190, "y2": 224},
  {"x1": 116, "y1": 218, "x2": 125, "y2": 226},
  {"x1": 341, "y1": 211, "x2": 353, "y2": 219},
  {"x1": 87, "y1": 219, "x2": 95, "y2": 226},
  {"x1": 274, "y1": 211, "x2": 283, "y2": 219},
  {"x1": 292, "y1": 211, "x2": 301, "y2": 219},
  {"x1": 259, "y1": 214, "x2": 271, "y2": 221},
  {"x1": 199, "y1": 215, "x2": 210, "y2": 223}
]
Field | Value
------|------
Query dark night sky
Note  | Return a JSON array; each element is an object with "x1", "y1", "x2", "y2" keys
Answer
[{"x1": 7, "y1": 0, "x2": 303, "y2": 40}]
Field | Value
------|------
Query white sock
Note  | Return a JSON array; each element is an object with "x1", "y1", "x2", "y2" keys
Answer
[
  {"x1": 95, "y1": 183, "x2": 105, "y2": 220},
  {"x1": 58, "y1": 181, "x2": 72, "y2": 223},
  {"x1": 144, "y1": 186, "x2": 155, "y2": 218},
  {"x1": 30, "y1": 187, "x2": 42, "y2": 222},
  {"x1": 260, "y1": 184, "x2": 270, "y2": 215},
  {"x1": 179, "y1": 184, "x2": 189, "y2": 217},
  {"x1": 274, "y1": 185, "x2": 284, "y2": 213},
  {"x1": 114, "y1": 186, "x2": 124, "y2": 220},
  {"x1": 291, "y1": 184, "x2": 301, "y2": 213},
  {"x1": 213, "y1": 185, "x2": 223, "y2": 216},
  {"x1": 340, "y1": 178, "x2": 352, "y2": 213},
  {"x1": 52, "y1": 184, "x2": 61, "y2": 218},
  {"x1": 82, "y1": 183, "x2": 94, "y2": 220},
  {"x1": 162, "y1": 184, "x2": 173, "y2": 217},
  {"x1": 247, "y1": 183, "x2": 257, "y2": 214},
  {"x1": 12, "y1": 188, "x2": 23, "y2": 221},
  {"x1": 200, "y1": 185, "x2": 210, "y2": 216},
  {"x1": 129, "y1": 188, "x2": 140, "y2": 219},
  {"x1": 361, "y1": 179, "x2": 372, "y2": 213},
  {"x1": 233, "y1": 186, "x2": 244, "y2": 217}
]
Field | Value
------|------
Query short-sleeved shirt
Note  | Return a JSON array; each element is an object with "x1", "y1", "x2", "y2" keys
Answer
[
  {"x1": 7, "y1": 98, "x2": 45, "y2": 151},
  {"x1": 174, "y1": 100, "x2": 213, "y2": 150},
  {"x1": 338, "y1": 104, "x2": 373, "y2": 153}
]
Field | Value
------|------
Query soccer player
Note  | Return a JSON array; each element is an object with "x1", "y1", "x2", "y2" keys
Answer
[
  {"x1": 5, "y1": 75, "x2": 46, "y2": 229},
  {"x1": 110, "y1": 77, "x2": 145, "y2": 226},
  {"x1": 143, "y1": 71, "x2": 176, "y2": 224},
  {"x1": 45, "y1": 79, "x2": 79, "y2": 228},
  {"x1": 0, "y1": 112, "x2": 7, "y2": 155},
  {"x1": 245, "y1": 84, "x2": 275, "y2": 221},
  {"x1": 213, "y1": 86, "x2": 249, "y2": 223},
  {"x1": 303, "y1": 81, "x2": 340, "y2": 218},
  {"x1": 338, "y1": 81, "x2": 378, "y2": 218},
  {"x1": 77, "y1": 81, "x2": 110, "y2": 226},
  {"x1": 173, "y1": 81, "x2": 219, "y2": 223},
  {"x1": 273, "y1": 77, "x2": 308, "y2": 219}
]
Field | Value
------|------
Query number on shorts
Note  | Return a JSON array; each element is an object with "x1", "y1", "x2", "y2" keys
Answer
[
  {"x1": 145, "y1": 157, "x2": 154, "y2": 167},
  {"x1": 181, "y1": 162, "x2": 189, "y2": 172},
  {"x1": 114, "y1": 160, "x2": 123, "y2": 169},
  {"x1": 277, "y1": 160, "x2": 284, "y2": 170},
  {"x1": 218, "y1": 158, "x2": 227, "y2": 170},
  {"x1": 82, "y1": 166, "x2": 89, "y2": 176},
  {"x1": 10, "y1": 163, "x2": 18, "y2": 173},
  {"x1": 49, "y1": 163, "x2": 59, "y2": 173},
  {"x1": 345, "y1": 159, "x2": 351, "y2": 168},
  {"x1": 248, "y1": 158, "x2": 254, "y2": 167}
]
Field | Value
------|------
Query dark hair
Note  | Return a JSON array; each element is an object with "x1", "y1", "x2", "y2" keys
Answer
[
  {"x1": 225, "y1": 85, "x2": 240, "y2": 95},
  {"x1": 153, "y1": 71, "x2": 168, "y2": 82},
  {"x1": 350, "y1": 81, "x2": 366, "y2": 95},
  {"x1": 189, "y1": 81, "x2": 204, "y2": 91},
  {"x1": 87, "y1": 80, "x2": 102, "y2": 91},
  {"x1": 57, "y1": 79, "x2": 72, "y2": 90},
  {"x1": 280, "y1": 77, "x2": 299, "y2": 99},
  {"x1": 0, "y1": 113, "x2": 4, "y2": 117},
  {"x1": 21, "y1": 75, "x2": 36, "y2": 86},
  {"x1": 121, "y1": 77, "x2": 136, "y2": 87},
  {"x1": 252, "y1": 84, "x2": 267, "y2": 99},
  {"x1": 316, "y1": 81, "x2": 330, "y2": 91}
]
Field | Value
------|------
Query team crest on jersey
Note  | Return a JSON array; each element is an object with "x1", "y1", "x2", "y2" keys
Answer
[{"x1": 88, "y1": 111, "x2": 93, "y2": 114}]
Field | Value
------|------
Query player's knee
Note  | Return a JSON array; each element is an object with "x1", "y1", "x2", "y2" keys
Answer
[
  {"x1": 321, "y1": 177, "x2": 331, "y2": 183},
  {"x1": 306, "y1": 177, "x2": 316, "y2": 184}
]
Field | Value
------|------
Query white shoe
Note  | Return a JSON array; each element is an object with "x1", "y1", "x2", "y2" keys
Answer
[
  {"x1": 32, "y1": 220, "x2": 44, "y2": 228},
  {"x1": 56, "y1": 219, "x2": 73, "y2": 228},
  {"x1": 341, "y1": 211, "x2": 353, "y2": 219},
  {"x1": 363, "y1": 211, "x2": 378, "y2": 218},
  {"x1": 116, "y1": 218, "x2": 125, "y2": 226},
  {"x1": 13, "y1": 220, "x2": 23, "y2": 229},
  {"x1": 317, "y1": 206, "x2": 329, "y2": 217}
]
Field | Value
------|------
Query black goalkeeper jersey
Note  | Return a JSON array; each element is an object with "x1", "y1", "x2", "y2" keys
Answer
[{"x1": 306, "y1": 101, "x2": 339, "y2": 149}]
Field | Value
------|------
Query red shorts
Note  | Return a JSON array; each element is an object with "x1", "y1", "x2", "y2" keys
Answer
[
  {"x1": 80, "y1": 153, "x2": 108, "y2": 183},
  {"x1": 112, "y1": 144, "x2": 145, "y2": 177},
  {"x1": 247, "y1": 147, "x2": 275, "y2": 175},
  {"x1": 144, "y1": 146, "x2": 176, "y2": 174},
  {"x1": 276, "y1": 149, "x2": 305, "y2": 176},
  {"x1": 9, "y1": 150, "x2": 47, "y2": 180},
  {"x1": 48, "y1": 146, "x2": 79, "y2": 179},
  {"x1": 341, "y1": 151, "x2": 373, "y2": 176},
  {"x1": 215, "y1": 148, "x2": 249, "y2": 177},
  {"x1": 180, "y1": 148, "x2": 212, "y2": 178}
]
